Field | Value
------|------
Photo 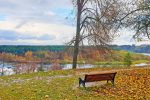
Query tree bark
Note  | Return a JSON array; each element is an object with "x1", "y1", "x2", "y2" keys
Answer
[{"x1": 73, "y1": 0, "x2": 82, "y2": 69}]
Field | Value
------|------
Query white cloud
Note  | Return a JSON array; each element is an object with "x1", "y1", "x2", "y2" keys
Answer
[
  {"x1": 0, "y1": 20, "x2": 75, "y2": 45},
  {"x1": 0, "y1": 0, "x2": 73, "y2": 24},
  {"x1": 0, "y1": 0, "x2": 149, "y2": 45},
  {"x1": 0, "y1": 39, "x2": 54, "y2": 45},
  {"x1": 112, "y1": 28, "x2": 150, "y2": 45},
  {"x1": 0, "y1": 0, "x2": 76, "y2": 45},
  {"x1": 0, "y1": 19, "x2": 150, "y2": 45}
]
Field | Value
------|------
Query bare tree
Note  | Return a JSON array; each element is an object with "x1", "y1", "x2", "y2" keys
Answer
[
  {"x1": 71, "y1": 0, "x2": 120, "y2": 69},
  {"x1": 117, "y1": 0, "x2": 150, "y2": 40}
]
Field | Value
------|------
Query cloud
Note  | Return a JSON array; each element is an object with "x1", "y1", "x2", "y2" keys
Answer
[
  {"x1": 0, "y1": 0, "x2": 73, "y2": 24},
  {"x1": 0, "y1": 13, "x2": 6, "y2": 21},
  {"x1": 0, "y1": 0, "x2": 76, "y2": 45},
  {"x1": 0, "y1": 30, "x2": 56, "y2": 41},
  {"x1": 37, "y1": 34, "x2": 56, "y2": 40},
  {"x1": 112, "y1": 28, "x2": 150, "y2": 45},
  {"x1": 112, "y1": 29, "x2": 135, "y2": 45},
  {"x1": 0, "y1": 19, "x2": 75, "y2": 45},
  {"x1": 0, "y1": 0, "x2": 149, "y2": 45},
  {"x1": 0, "y1": 20, "x2": 75, "y2": 36},
  {"x1": 0, "y1": 30, "x2": 18, "y2": 40}
]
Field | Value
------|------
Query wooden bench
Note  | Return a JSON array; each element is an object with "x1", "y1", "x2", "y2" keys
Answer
[{"x1": 79, "y1": 72, "x2": 117, "y2": 87}]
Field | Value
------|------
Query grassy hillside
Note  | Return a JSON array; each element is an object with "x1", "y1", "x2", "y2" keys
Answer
[
  {"x1": 79, "y1": 50, "x2": 150, "y2": 65},
  {"x1": 0, "y1": 67, "x2": 150, "y2": 99}
]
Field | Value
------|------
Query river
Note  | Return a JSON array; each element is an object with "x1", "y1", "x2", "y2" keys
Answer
[
  {"x1": 0, "y1": 63, "x2": 94, "y2": 76},
  {"x1": 139, "y1": 53, "x2": 150, "y2": 56},
  {"x1": 0, "y1": 53, "x2": 150, "y2": 76}
]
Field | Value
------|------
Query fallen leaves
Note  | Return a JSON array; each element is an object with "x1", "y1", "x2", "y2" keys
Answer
[
  {"x1": 0, "y1": 67, "x2": 149, "y2": 99},
  {"x1": 89, "y1": 68, "x2": 150, "y2": 99}
]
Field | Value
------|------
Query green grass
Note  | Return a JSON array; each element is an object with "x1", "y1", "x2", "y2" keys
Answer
[
  {"x1": 132, "y1": 60, "x2": 150, "y2": 64},
  {"x1": 0, "y1": 67, "x2": 150, "y2": 99}
]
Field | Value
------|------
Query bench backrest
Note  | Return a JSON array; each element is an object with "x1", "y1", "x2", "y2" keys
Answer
[{"x1": 85, "y1": 72, "x2": 117, "y2": 82}]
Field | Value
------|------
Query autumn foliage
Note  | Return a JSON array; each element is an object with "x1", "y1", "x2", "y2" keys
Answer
[{"x1": 86, "y1": 69, "x2": 150, "y2": 99}]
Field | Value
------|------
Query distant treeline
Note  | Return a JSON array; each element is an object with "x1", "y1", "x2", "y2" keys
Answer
[
  {"x1": 0, "y1": 45, "x2": 66, "y2": 54},
  {"x1": 112, "y1": 45, "x2": 150, "y2": 53},
  {"x1": 0, "y1": 45, "x2": 150, "y2": 55}
]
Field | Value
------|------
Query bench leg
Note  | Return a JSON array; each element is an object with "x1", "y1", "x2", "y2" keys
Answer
[
  {"x1": 79, "y1": 78, "x2": 85, "y2": 87},
  {"x1": 107, "y1": 80, "x2": 109, "y2": 83},
  {"x1": 111, "y1": 80, "x2": 115, "y2": 86}
]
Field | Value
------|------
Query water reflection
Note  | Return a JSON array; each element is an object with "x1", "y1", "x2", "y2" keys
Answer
[
  {"x1": 1, "y1": 62, "x2": 150, "y2": 76},
  {"x1": 0, "y1": 63, "x2": 94, "y2": 76}
]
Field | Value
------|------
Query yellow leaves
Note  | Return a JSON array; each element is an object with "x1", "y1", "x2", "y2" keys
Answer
[
  {"x1": 84, "y1": 69, "x2": 150, "y2": 99},
  {"x1": 45, "y1": 95, "x2": 49, "y2": 99}
]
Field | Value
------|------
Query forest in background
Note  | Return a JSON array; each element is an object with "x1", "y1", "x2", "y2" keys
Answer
[
  {"x1": 0, "y1": 45, "x2": 150, "y2": 65},
  {"x1": 0, "y1": 45, "x2": 150, "y2": 55},
  {"x1": 113, "y1": 45, "x2": 150, "y2": 53}
]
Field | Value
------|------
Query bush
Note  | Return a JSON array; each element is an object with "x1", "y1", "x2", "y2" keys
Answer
[{"x1": 124, "y1": 52, "x2": 132, "y2": 66}]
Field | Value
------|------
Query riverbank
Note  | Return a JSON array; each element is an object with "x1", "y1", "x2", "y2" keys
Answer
[
  {"x1": 1, "y1": 60, "x2": 150, "y2": 76},
  {"x1": 0, "y1": 67, "x2": 149, "y2": 99}
]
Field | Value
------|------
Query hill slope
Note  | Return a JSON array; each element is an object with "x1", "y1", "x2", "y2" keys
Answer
[{"x1": 0, "y1": 67, "x2": 149, "y2": 99}]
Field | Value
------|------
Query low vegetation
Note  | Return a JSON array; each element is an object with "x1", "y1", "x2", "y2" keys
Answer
[
  {"x1": 1, "y1": 49, "x2": 150, "y2": 64},
  {"x1": 0, "y1": 67, "x2": 149, "y2": 99}
]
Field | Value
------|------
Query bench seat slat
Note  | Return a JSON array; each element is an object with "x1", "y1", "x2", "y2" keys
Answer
[
  {"x1": 85, "y1": 73, "x2": 116, "y2": 82},
  {"x1": 85, "y1": 77, "x2": 113, "y2": 82}
]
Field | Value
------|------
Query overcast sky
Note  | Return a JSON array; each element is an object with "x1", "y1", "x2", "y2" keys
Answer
[{"x1": 0, "y1": 0, "x2": 149, "y2": 45}]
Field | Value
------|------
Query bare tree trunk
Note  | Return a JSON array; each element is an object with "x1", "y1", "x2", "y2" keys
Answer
[
  {"x1": 71, "y1": 0, "x2": 120, "y2": 69},
  {"x1": 1, "y1": 59, "x2": 4, "y2": 76},
  {"x1": 1, "y1": 53, "x2": 4, "y2": 76},
  {"x1": 73, "y1": 0, "x2": 82, "y2": 69}
]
